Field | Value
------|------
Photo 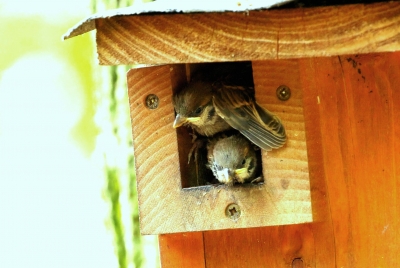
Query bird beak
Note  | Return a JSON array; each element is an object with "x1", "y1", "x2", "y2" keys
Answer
[
  {"x1": 217, "y1": 168, "x2": 234, "y2": 184},
  {"x1": 234, "y1": 168, "x2": 247, "y2": 176},
  {"x1": 186, "y1": 117, "x2": 200, "y2": 123},
  {"x1": 173, "y1": 114, "x2": 201, "y2": 128},
  {"x1": 173, "y1": 114, "x2": 187, "y2": 128},
  {"x1": 234, "y1": 168, "x2": 247, "y2": 182}
]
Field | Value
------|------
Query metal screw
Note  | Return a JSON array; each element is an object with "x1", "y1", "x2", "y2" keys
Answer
[
  {"x1": 145, "y1": 94, "x2": 159, "y2": 109},
  {"x1": 276, "y1": 85, "x2": 291, "y2": 101},
  {"x1": 225, "y1": 203, "x2": 241, "y2": 220}
]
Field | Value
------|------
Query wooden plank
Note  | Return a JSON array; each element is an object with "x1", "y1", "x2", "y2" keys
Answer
[
  {"x1": 203, "y1": 225, "x2": 316, "y2": 267},
  {"x1": 300, "y1": 58, "x2": 337, "y2": 267},
  {"x1": 127, "y1": 66, "x2": 181, "y2": 235},
  {"x1": 96, "y1": 2, "x2": 400, "y2": 65},
  {"x1": 252, "y1": 60, "x2": 312, "y2": 225},
  {"x1": 159, "y1": 232, "x2": 205, "y2": 268},
  {"x1": 128, "y1": 62, "x2": 312, "y2": 234},
  {"x1": 301, "y1": 52, "x2": 400, "y2": 267}
]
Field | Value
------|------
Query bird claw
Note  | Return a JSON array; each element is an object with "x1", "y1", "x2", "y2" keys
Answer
[
  {"x1": 187, "y1": 134, "x2": 206, "y2": 164},
  {"x1": 250, "y1": 176, "x2": 264, "y2": 184},
  {"x1": 187, "y1": 134, "x2": 208, "y2": 185},
  {"x1": 188, "y1": 142, "x2": 198, "y2": 164},
  {"x1": 189, "y1": 132, "x2": 198, "y2": 143}
]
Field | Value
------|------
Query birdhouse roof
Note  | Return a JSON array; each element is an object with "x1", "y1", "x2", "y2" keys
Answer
[
  {"x1": 62, "y1": 1, "x2": 400, "y2": 66},
  {"x1": 63, "y1": 0, "x2": 289, "y2": 40}
]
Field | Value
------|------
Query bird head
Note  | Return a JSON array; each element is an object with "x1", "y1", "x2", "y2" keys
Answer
[
  {"x1": 172, "y1": 81, "x2": 227, "y2": 136},
  {"x1": 208, "y1": 135, "x2": 257, "y2": 185},
  {"x1": 172, "y1": 81, "x2": 213, "y2": 127}
]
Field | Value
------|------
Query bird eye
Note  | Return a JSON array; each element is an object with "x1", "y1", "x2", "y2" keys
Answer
[
  {"x1": 248, "y1": 159, "x2": 254, "y2": 172},
  {"x1": 194, "y1": 107, "x2": 203, "y2": 115},
  {"x1": 241, "y1": 159, "x2": 246, "y2": 165}
]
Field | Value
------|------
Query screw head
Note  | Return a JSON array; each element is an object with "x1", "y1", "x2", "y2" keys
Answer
[
  {"x1": 276, "y1": 85, "x2": 291, "y2": 101},
  {"x1": 145, "y1": 94, "x2": 159, "y2": 109},
  {"x1": 225, "y1": 203, "x2": 241, "y2": 220}
]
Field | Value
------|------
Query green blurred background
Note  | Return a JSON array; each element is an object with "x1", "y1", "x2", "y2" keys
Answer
[{"x1": 0, "y1": 0, "x2": 159, "y2": 267}]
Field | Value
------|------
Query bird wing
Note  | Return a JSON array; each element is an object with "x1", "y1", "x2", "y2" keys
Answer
[{"x1": 212, "y1": 85, "x2": 286, "y2": 151}]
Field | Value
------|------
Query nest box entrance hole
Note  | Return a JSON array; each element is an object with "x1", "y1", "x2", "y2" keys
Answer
[{"x1": 172, "y1": 61, "x2": 264, "y2": 188}]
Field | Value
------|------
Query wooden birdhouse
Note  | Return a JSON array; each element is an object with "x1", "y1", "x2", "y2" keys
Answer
[{"x1": 65, "y1": 1, "x2": 400, "y2": 266}]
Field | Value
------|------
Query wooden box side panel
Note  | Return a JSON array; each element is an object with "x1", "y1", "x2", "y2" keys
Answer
[{"x1": 299, "y1": 52, "x2": 400, "y2": 267}]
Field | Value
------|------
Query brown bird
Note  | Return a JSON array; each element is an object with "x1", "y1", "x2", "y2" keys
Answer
[
  {"x1": 207, "y1": 134, "x2": 260, "y2": 185},
  {"x1": 172, "y1": 81, "x2": 286, "y2": 151}
]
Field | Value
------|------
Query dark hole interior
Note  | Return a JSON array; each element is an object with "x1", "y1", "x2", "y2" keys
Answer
[{"x1": 172, "y1": 61, "x2": 263, "y2": 189}]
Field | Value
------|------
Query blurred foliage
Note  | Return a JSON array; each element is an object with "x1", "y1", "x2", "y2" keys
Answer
[
  {"x1": 0, "y1": 1, "x2": 157, "y2": 267},
  {"x1": 107, "y1": 167, "x2": 127, "y2": 268},
  {"x1": 91, "y1": 1, "x2": 158, "y2": 268},
  {"x1": 92, "y1": 0, "x2": 133, "y2": 10},
  {"x1": 0, "y1": 17, "x2": 98, "y2": 154}
]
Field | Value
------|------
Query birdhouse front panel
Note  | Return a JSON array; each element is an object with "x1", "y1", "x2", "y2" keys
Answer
[{"x1": 128, "y1": 61, "x2": 312, "y2": 234}]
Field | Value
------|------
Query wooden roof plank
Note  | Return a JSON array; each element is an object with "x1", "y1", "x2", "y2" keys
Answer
[{"x1": 94, "y1": 2, "x2": 400, "y2": 65}]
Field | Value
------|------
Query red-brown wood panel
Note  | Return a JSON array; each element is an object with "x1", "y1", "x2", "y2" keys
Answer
[
  {"x1": 159, "y1": 233, "x2": 205, "y2": 268},
  {"x1": 158, "y1": 52, "x2": 400, "y2": 267},
  {"x1": 203, "y1": 225, "x2": 317, "y2": 267},
  {"x1": 299, "y1": 52, "x2": 400, "y2": 267}
]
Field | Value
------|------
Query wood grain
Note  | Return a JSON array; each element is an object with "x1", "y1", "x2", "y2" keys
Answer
[
  {"x1": 299, "y1": 52, "x2": 400, "y2": 267},
  {"x1": 128, "y1": 62, "x2": 312, "y2": 234},
  {"x1": 96, "y1": 2, "x2": 400, "y2": 65},
  {"x1": 253, "y1": 60, "x2": 312, "y2": 224},
  {"x1": 127, "y1": 66, "x2": 181, "y2": 235},
  {"x1": 203, "y1": 225, "x2": 317, "y2": 267},
  {"x1": 159, "y1": 232, "x2": 205, "y2": 268},
  {"x1": 159, "y1": 52, "x2": 400, "y2": 267}
]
